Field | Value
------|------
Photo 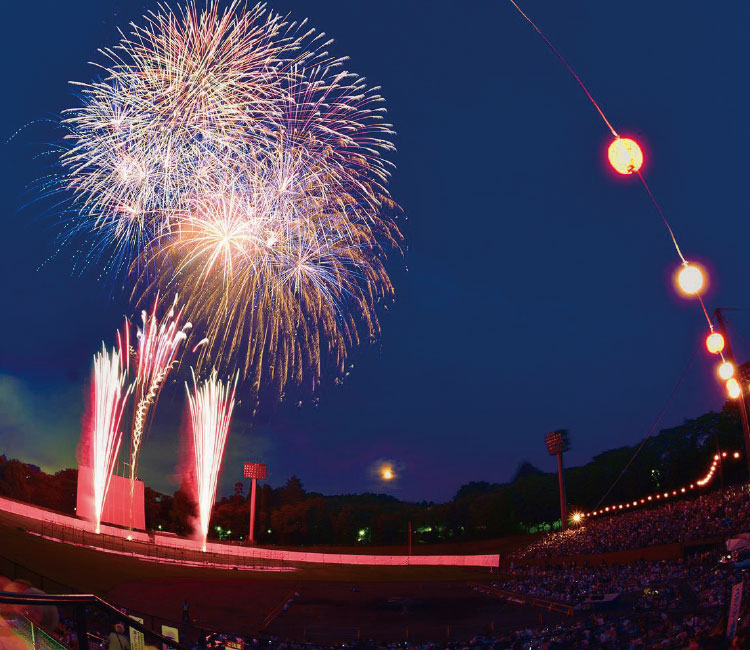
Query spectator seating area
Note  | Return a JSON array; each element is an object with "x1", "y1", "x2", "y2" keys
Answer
[
  {"x1": 5, "y1": 483, "x2": 750, "y2": 649},
  {"x1": 513, "y1": 484, "x2": 750, "y2": 560}
]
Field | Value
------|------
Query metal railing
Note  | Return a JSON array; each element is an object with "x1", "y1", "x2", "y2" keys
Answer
[
  {"x1": 9, "y1": 614, "x2": 68, "y2": 650},
  {"x1": 0, "y1": 553, "x2": 242, "y2": 642},
  {"x1": 470, "y1": 582, "x2": 575, "y2": 616},
  {"x1": 0, "y1": 592, "x2": 188, "y2": 650}
]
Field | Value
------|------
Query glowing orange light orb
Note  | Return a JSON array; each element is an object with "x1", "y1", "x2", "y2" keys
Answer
[
  {"x1": 608, "y1": 137, "x2": 643, "y2": 175},
  {"x1": 718, "y1": 362, "x2": 735, "y2": 381},
  {"x1": 676, "y1": 263, "x2": 705, "y2": 296},
  {"x1": 726, "y1": 377, "x2": 741, "y2": 399},
  {"x1": 382, "y1": 467, "x2": 394, "y2": 481},
  {"x1": 706, "y1": 332, "x2": 725, "y2": 354}
]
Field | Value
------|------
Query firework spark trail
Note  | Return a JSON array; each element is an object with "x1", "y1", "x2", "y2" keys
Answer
[
  {"x1": 186, "y1": 369, "x2": 238, "y2": 551},
  {"x1": 91, "y1": 343, "x2": 133, "y2": 534},
  {"x1": 56, "y1": 1, "x2": 401, "y2": 400},
  {"x1": 129, "y1": 294, "x2": 191, "y2": 524},
  {"x1": 143, "y1": 63, "x2": 401, "y2": 398},
  {"x1": 58, "y1": 0, "x2": 317, "y2": 274}
]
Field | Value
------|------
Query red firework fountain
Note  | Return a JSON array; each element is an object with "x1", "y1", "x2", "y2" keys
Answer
[
  {"x1": 129, "y1": 295, "x2": 192, "y2": 525},
  {"x1": 186, "y1": 369, "x2": 238, "y2": 551},
  {"x1": 90, "y1": 343, "x2": 132, "y2": 533}
]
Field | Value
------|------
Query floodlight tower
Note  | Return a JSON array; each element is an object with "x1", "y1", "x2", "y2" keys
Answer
[
  {"x1": 545, "y1": 430, "x2": 570, "y2": 531},
  {"x1": 243, "y1": 462, "x2": 267, "y2": 544}
]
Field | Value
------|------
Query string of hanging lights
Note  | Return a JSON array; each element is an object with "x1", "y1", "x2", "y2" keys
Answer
[
  {"x1": 508, "y1": 1, "x2": 742, "y2": 403},
  {"x1": 582, "y1": 450, "x2": 742, "y2": 520}
]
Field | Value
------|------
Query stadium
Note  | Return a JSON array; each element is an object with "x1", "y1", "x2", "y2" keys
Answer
[{"x1": 3, "y1": 1, "x2": 750, "y2": 650}]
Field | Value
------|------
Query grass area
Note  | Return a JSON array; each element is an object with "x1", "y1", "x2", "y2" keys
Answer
[
  {"x1": 0, "y1": 515, "x2": 503, "y2": 638},
  {"x1": 0, "y1": 518, "x2": 492, "y2": 596}
]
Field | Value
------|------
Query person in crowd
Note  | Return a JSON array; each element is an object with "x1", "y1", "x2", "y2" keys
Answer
[{"x1": 108, "y1": 623, "x2": 131, "y2": 650}]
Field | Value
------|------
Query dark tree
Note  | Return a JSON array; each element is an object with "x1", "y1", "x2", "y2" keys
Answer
[
  {"x1": 280, "y1": 475, "x2": 305, "y2": 506},
  {"x1": 0, "y1": 459, "x2": 32, "y2": 502}
]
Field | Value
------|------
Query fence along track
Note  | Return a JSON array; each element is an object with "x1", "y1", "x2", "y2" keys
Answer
[{"x1": 470, "y1": 582, "x2": 574, "y2": 616}]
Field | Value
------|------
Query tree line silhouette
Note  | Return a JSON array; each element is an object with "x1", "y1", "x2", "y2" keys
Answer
[{"x1": 1, "y1": 403, "x2": 746, "y2": 546}]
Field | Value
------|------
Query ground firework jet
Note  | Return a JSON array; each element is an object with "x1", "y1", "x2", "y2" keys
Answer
[
  {"x1": 186, "y1": 369, "x2": 238, "y2": 551},
  {"x1": 129, "y1": 295, "x2": 191, "y2": 526},
  {"x1": 89, "y1": 343, "x2": 133, "y2": 534}
]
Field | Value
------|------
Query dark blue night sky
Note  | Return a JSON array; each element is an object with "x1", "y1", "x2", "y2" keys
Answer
[{"x1": 2, "y1": 1, "x2": 750, "y2": 502}]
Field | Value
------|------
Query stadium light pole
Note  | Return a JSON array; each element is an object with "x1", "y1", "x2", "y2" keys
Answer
[
  {"x1": 713, "y1": 309, "x2": 750, "y2": 478},
  {"x1": 545, "y1": 431, "x2": 570, "y2": 531},
  {"x1": 243, "y1": 462, "x2": 267, "y2": 544}
]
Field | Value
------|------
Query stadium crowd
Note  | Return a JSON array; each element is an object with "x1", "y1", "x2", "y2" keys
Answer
[
  {"x1": 513, "y1": 484, "x2": 750, "y2": 559},
  {"x1": 184, "y1": 606, "x2": 747, "y2": 650},
  {"x1": 494, "y1": 558, "x2": 702, "y2": 606}
]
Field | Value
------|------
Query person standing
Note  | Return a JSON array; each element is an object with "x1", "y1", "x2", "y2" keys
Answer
[
  {"x1": 108, "y1": 624, "x2": 130, "y2": 650},
  {"x1": 182, "y1": 600, "x2": 190, "y2": 624}
]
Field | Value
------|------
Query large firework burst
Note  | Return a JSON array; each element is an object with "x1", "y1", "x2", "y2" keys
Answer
[{"x1": 59, "y1": 0, "x2": 402, "y2": 398}]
